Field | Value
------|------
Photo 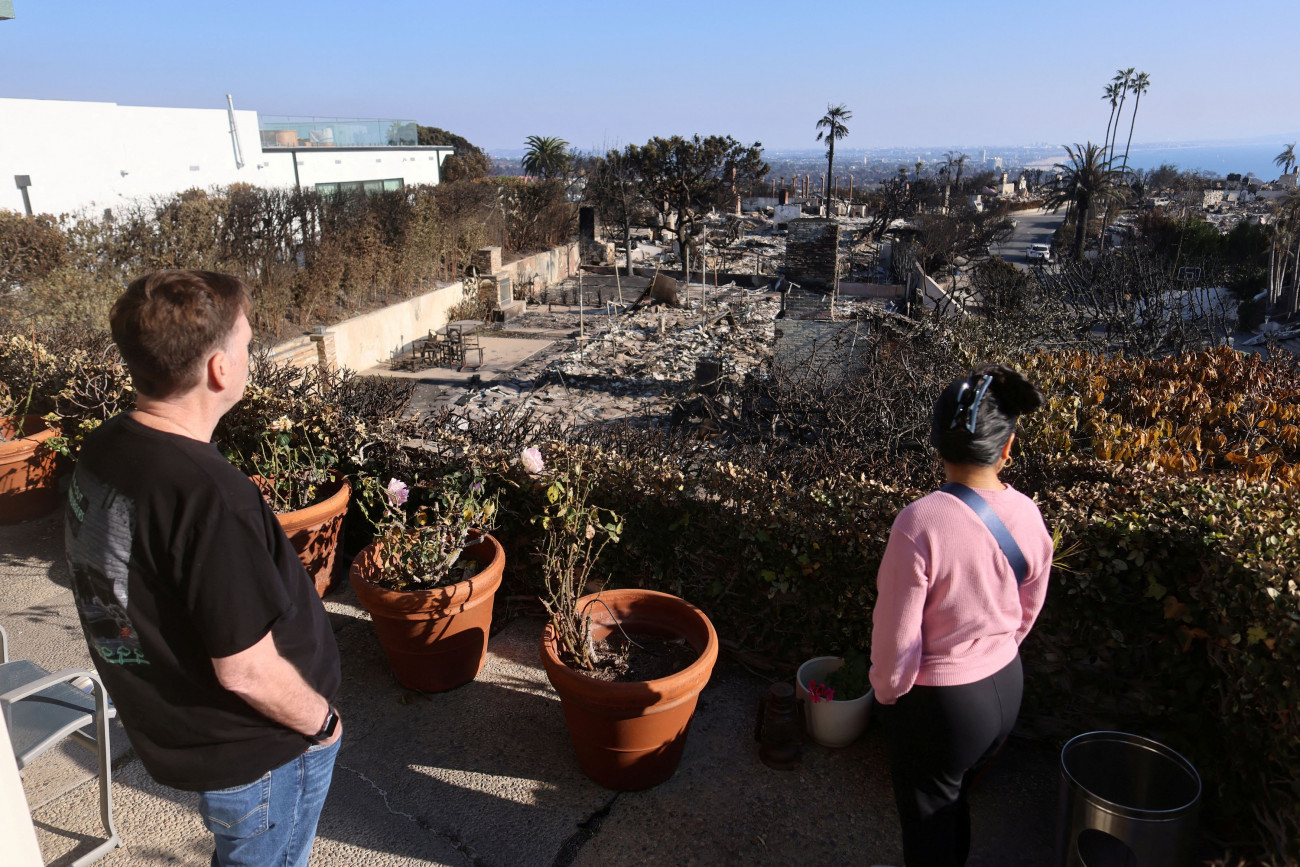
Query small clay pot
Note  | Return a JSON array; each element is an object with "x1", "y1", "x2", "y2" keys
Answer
[
  {"x1": 350, "y1": 532, "x2": 504, "y2": 692},
  {"x1": 269, "y1": 475, "x2": 352, "y2": 597},
  {"x1": 540, "y1": 588, "x2": 719, "y2": 791},
  {"x1": 0, "y1": 415, "x2": 62, "y2": 525}
]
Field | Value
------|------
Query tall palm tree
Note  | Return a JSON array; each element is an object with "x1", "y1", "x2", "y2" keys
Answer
[
  {"x1": 1119, "y1": 71, "x2": 1151, "y2": 175},
  {"x1": 815, "y1": 104, "x2": 852, "y2": 206},
  {"x1": 942, "y1": 150, "x2": 960, "y2": 209},
  {"x1": 954, "y1": 152, "x2": 968, "y2": 192},
  {"x1": 1102, "y1": 82, "x2": 1121, "y2": 157},
  {"x1": 914, "y1": 160, "x2": 923, "y2": 182},
  {"x1": 521, "y1": 135, "x2": 570, "y2": 180},
  {"x1": 1275, "y1": 142, "x2": 1297, "y2": 177},
  {"x1": 1269, "y1": 188, "x2": 1300, "y2": 310},
  {"x1": 1043, "y1": 142, "x2": 1127, "y2": 260},
  {"x1": 1108, "y1": 68, "x2": 1135, "y2": 163}
]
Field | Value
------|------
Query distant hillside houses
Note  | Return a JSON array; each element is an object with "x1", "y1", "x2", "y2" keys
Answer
[{"x1": 0, "y1": 97, "x2": 456, "y2": 217}]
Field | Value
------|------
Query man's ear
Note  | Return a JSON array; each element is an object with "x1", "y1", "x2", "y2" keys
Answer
[{"x1": 206, "y1": 347, "x2": 230, "y2": 391}]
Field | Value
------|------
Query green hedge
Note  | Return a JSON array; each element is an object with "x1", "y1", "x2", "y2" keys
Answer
[{"x1": 429, "y1": 435, "x2": 1298, "y2": 861}]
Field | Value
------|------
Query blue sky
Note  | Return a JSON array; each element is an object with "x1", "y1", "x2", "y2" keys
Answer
[{"x1": 3, "y1": 0, "x2": 1298, "y2": 154}]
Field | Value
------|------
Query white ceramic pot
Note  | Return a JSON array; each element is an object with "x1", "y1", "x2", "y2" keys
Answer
[{"x1": 795, "y1": 655, "x2": 874, "y2": 748}]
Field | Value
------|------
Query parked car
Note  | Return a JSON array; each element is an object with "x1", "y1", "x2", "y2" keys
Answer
[{"x1": 1026, "y1": 243, "x2": 1052, "y2": 261}]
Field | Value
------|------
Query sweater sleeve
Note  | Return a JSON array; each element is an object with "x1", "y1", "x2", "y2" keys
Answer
[
  {"x1": 1015, "y1": 556, "x2": 1051, "y2": 644},
  {"x1": 869, "y1": 524, "x2": 929, "y2": 705}
]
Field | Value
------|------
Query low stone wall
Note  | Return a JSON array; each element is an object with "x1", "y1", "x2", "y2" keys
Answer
[{"x1": 268, "y1": 242, "x2": 581, "y2": 372}]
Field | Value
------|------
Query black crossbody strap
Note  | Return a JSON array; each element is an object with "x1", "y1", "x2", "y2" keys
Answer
[{"x1": 939, "y1": 483, "x2": 1029, "y2": 586}]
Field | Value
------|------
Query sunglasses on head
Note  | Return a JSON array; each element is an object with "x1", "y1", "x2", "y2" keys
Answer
[{"x1": 950, "y1": 373, "x2": 993, "y2": 434}]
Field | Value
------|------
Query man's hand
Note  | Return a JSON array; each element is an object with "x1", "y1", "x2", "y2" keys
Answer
[{"x1": 212, "y1": 630, "x2": 335, "y2": 740}]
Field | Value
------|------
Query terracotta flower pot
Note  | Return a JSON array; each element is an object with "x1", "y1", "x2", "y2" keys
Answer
[
  {"x1": 349, "y1": 532, "x2": 504, "y2": 692},
  {"x1": 0, "y1": 415, "x2": 62, "y2": 525},
  {"x1": 270, "y1": 475, "x2": 352, "y2": 597},
  {"x1": 539, "y1": 588, "x2": 719, "y2": 791},
  {"x1": 795, "y1": 655, "x2": 874, "y2": 748}
]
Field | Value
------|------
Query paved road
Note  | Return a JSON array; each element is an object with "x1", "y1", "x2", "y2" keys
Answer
[{"x1": 991, "y1": 208, "x2": 1066, "y2": 271}]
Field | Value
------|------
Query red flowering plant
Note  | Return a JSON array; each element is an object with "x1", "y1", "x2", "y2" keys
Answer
[
  {"x1": 808, "y1": 680, "x2": 836, "y2": 703},
  {"x1": 810, "y1": 652, "x2": 870, "y2": 703}
]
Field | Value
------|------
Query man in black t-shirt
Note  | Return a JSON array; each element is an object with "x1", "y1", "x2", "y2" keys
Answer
[{"x1": 65, "y1": 270, "x2": 342, "y2": 867}]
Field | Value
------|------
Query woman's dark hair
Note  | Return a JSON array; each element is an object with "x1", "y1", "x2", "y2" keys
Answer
[{"x1": 930, "y1": 364, "x2": 1044, "y2": 466}]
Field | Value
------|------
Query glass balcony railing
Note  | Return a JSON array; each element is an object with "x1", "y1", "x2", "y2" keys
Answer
[{"x1": 258, "y1": 116, "x2": 419, "y2": 149}]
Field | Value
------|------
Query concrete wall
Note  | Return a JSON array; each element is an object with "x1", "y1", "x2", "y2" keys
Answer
[
  {"x1": 773, "y1": 204, "x2": 802, "y2": 225},
  {"x1": 497, "y1": 243, "x2": 580, "y2": 297},
  {"x1": 1, "y1": 98, "x2": 270, "y2": 215},
  {"x1": 274, "y1": 147, "x2": 449, "y2": 191},
  {"x1": 268, "y1": 243, "x2": 581, "y2": 372},
  {"x1": 915, "y1": 265, "x2": 969, "y2": 315},
  {"x1": 0, "y1": 97, "x2": 452, "y2": 216},
  {"x1": 324, "y1": 282, "x2": 471, "y2": 372}
]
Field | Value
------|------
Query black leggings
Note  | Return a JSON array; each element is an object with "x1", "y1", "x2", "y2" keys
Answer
[{"x1": 883, "y1": 654, "x2": 1023, "y2": 867}]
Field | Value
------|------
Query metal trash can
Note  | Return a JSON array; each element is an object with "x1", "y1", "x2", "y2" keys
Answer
[{"x1": 1056, "y1": 731, "x2": 1201, "y2": 866}]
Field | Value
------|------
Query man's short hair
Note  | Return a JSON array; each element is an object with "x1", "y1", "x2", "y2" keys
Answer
[{"x1": 110, "y1": 270, "x2": 252, "y2": 399}]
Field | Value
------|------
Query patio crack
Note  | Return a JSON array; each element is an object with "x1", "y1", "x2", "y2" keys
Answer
[
  {"x1": 336, "y1": 764, "x2": 486, "y2": 866},
  {"x1": 551, "y1": 793, "x2": 620, "y2": 867}
]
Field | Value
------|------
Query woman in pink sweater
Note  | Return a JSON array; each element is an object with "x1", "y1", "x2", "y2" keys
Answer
[{"x1": 870, "y1": 364, "x2": 1052, "y2": 867}]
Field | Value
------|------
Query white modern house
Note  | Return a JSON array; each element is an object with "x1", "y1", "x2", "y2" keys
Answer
[{"x1": 0, "y1": 97, "x2": 455, "y2": 217}]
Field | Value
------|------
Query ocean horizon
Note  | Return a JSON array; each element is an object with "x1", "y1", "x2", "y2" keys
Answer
[{"x1": 1028, "y1": 143, "x2": 1292, "y2": 181}]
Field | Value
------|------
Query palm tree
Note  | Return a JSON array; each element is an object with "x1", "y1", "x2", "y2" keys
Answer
[
  {"x1": 1118, "y1": 72, "x2": 1151, "y2": 176},
  {"x1": 1275, "y1": 142, "x2": 1297, "y2": 177},
  {"x1": 1102, "y1": 82, "x2": 1121, "y2": 157},
  {"x1": 914, "y1": 160, "x2": 923, "y2": 182},
  {"x1": 1043, "y1": 142, "x2": 1127, "y2": 260},
  {"x1": 1269, "y1": 188, "x2": 1300, "y2": 310},
  {"x1": 954, "y1": 152, "x2": 968, "y2": 192},
  {"x1": 942, "y1": 150, "x2": 960, "y2": 209},
  {"x1": 815, "y1": 104, "x2": 852, "y2": 206},
  {"x1": 1108, "y1": 68, "x2": 1135, "y2": 163},
  {"x1": 521, "y1": 135, "x2": 570, "y2": 180}
]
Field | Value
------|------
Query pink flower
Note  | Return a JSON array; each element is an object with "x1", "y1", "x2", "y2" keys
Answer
[
  {"x1": 520, "y1": 447, "x2": 545, "y2": 474},
  {"x1": 385, "y1": 478, "x2": 409, "y2": 507},
  {"x1": 808, "y1": 680, "x2": 835, "y2": 703}
]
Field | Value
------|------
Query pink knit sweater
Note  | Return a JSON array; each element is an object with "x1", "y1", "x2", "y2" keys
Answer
[{"x1": 869, "y1": 484, "x2": 1053, "y2": 705}]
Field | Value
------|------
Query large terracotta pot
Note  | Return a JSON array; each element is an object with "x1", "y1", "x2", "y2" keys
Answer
[
  {"x1": 0, "y1": 415, "x2": 62, "y2": 525},
  {"x1": 539, "y1": 588, "x2": 719, "y2": 791},
  {"x1": 270, "y1": 476, "x2": 351, "y2": 597},
  {"x1": 349, "y1": 532, "x2": 504, "y2": 692}
]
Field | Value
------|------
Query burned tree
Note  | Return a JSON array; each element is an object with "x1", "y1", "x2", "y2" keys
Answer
[{"x1": 633, "y1": 135, "x2": 767, "y2": 277}]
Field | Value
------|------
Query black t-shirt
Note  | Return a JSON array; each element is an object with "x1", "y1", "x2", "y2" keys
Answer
[{"x1": 64, "y1": 413, "x2": 340, "y2": 792}]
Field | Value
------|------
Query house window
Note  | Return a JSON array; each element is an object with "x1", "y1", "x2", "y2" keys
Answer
[{"x1": 315, "y1": 178, "x2": 404, "y2": 197}]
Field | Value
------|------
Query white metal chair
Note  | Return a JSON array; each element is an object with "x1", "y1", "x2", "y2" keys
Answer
[{"x1": 0, "y1": 624, "x2": 121, "y2": 866}]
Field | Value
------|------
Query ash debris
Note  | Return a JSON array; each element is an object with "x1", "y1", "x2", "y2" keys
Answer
[{"x1": 444, "y1": 279, "x2": 781, "y2": 429}]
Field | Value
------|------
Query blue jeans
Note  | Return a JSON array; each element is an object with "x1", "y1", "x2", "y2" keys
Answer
[{"x1": 198, "y1": 737, "x2": 340, "y2": 867}]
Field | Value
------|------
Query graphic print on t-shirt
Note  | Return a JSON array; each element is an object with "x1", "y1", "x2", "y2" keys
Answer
[{"x1": 65, "y1": 469, "x2": 149, "y2": 666}]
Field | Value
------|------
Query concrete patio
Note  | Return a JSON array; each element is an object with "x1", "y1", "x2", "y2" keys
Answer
[{"x1": 2, "y1": 508, "x2": 1059, "y2": 866}]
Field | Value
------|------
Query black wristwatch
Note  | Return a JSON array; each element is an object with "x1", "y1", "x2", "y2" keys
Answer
[{"x1": 306, "y1": 705, "x2": 339, "y2": 745}]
